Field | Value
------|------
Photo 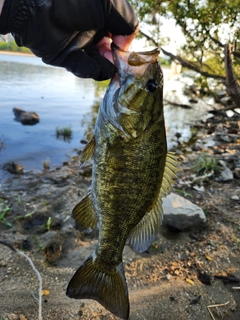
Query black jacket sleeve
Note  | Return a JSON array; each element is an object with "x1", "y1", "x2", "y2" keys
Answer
[{"x1": 0, "y1": 0, "x2": 138, "y2": 80}]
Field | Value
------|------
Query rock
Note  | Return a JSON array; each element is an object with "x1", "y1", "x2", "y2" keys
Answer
[
  {"x1": 231, "y1": 195, "x2": 239, "y2": 201},
  {"x1": 219, "y1": 96, "x2": 232, "y2": 106},
  {"x1": 162, "y1": 193, "x2": 206, "y2": 231},
  {"x1": 233, "y1": 168, "x2": 240, "y2": 179},
  {"x1": 214, "y1": 89, "x2": 227, "y2": 101},
  {"x1": 197, "y1": 270, "x2": 214, "y2": 285},
  {"x1": 13, "y1": 107, "x2": 39, "y2": 125},
  {"x1": 39, "y1": 231, "x2": 63, "y2": 262},
  {"x1": 3, "y1": 162, "x2": 24, "y2": 174},
  {"x1": 189, "y1": 98, "x2": 198, "y2": 104},
  {"x1": 216, "y1": 160, "x2": 234, "y2": 182}
]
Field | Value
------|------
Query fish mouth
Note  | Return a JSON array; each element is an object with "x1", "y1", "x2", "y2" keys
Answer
[
  {"x1": 111, "y1": 43, "x2": 129, "y2": 85},
  {"x1": 111, "y1": 43, "x2": 160, "y2": 84}
]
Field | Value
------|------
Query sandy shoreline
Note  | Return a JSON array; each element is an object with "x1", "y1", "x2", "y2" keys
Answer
[{"x1": 0, "y1": 50, "x2": 34, "y2": 57}]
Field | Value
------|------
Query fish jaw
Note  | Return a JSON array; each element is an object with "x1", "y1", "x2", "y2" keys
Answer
[
  {"x1": 112, "y1": 43, "x2": 160, "y2": 84},
  {"x1": 105, "y1": 45, "x2": 164, "y2": 138}
]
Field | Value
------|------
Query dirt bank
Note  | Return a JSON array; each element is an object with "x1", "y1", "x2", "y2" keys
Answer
[{"x1": 0, "y1": 111, "x2": 239, "y2": 320}]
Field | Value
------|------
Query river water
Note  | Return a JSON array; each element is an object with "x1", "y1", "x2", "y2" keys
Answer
[{"x1": 0, "y1": 53, "x2": 213, "y2": 178}]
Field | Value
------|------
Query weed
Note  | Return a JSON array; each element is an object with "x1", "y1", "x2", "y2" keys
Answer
[
  {"x1": 18, "y1": 194, "x2": 22, "y2": 204},
  {"x1": 0, "y1": 198, "x2": 12, "y2": 227},
  {"x1": 46, "y1": 217, "x2": 52, "y2": 231},
  {"x1": 14, "y1": 210, "x2": 35, "y2": 221},
  {"x1": 233, "y1": 236, "x2": 239, "y2": 249},
  {"x1": 42, "y1": 200, "x2": 49, "y2": 206},
  {"x1": 173, "y1": 188, "x2": 192, "y2": 198},
  {"x1": 193, "y1": 152, "x2": 219, "y2": 176},
  {"x1": 55, "y1": 126, "x2": 72, "y2": 142},
  {"x1": 42, "y1": 158, "x2": 50, "y2": 170},
  {"x1": 0, "y1": 140, "x2": 5, "y2": 153}
]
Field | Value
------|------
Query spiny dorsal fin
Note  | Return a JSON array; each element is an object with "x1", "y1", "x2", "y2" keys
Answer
[
  {"x1": 80, "y1": 136, "x2": 95, "y2": 166},
  {"x1": 71, "y1": 192, "x2": 98, "y2": 232},
  {"x1": 126, "y1": 151, "x2": 179, "y2": 253},
  {"x1": 160, "y1": 152, "x2": 179, "y2": 198},
  {"x1": 66, "y1": 253, "x2": 129, "y2": 320}
]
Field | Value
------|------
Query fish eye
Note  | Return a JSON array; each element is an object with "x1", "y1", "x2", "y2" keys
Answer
[{"x1": 146, "y1": 79, "x2": 158, "y2": 93}]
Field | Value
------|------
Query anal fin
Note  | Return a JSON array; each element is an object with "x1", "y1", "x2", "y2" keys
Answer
[
  {"x1": 71, "y1": 191, "x2": 98, "y2": 231},
  {"x1": 127, "y1": 151, "x2": 179, "y2": 253},
  {"x1": 126, "y1": 198, "x2": 163, "y2": 253}
]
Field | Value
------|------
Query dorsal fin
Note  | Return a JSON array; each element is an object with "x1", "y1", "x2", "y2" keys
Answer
[
  {"x1": 160, "y1": 152, "x2": 179, "y2": 198},
  {"x1": 71, "y1": 191, "x2": 98, "y2": 232},
  {"x1": 126, "y1": 151, "x2": 179, "y2": 253},
  {"x1": 80, "y1": 136, "x2": 95, "y2": 166}
]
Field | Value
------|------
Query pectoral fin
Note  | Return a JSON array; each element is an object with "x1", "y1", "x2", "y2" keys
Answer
[
  {"x1": 80, "y1": 136, "x2": 95, "y2": 166},
  {"x1": 127, "y1": 152, "x2": 179, "y2": 253},
  {"x1": 71, "y1": 192, "x2": 98, "y2": 232}
]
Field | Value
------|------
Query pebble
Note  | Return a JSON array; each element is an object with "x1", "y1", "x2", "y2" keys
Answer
[{"x1": 231, "y1": 195, "x2": 239, "y2": 200}]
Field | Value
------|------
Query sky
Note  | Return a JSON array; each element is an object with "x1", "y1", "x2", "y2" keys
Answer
[{"x1": 131, "y1": 17, "x2": 186, "y2": 56}]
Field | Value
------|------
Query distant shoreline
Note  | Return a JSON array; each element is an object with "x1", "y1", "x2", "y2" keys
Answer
[{"x1": 0, "y1": 50, "x2": 34, "y2": 57}]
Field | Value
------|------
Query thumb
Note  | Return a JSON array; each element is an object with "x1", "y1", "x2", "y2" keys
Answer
[{"x1": 60, "y1": 49, "x2": 115, "y2": 80}]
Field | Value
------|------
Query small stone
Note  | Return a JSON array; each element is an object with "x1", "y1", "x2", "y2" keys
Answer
[
  {"x1": 216, "y1": 160, "x2": 234, "y2": 182},
  {"x1": 231, "y1": 195, "x2": 239, "y2": 200},
  {"x1": 3, "y1": 162, "x2": 24, "y2": 174},
  {"x1": 166, "y1": 274, "x2": 171, "y2": 280}
]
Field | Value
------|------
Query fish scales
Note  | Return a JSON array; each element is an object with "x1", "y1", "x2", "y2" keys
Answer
[{"x1": 66, "y1": 46, "x2": 179, "y2": 320}]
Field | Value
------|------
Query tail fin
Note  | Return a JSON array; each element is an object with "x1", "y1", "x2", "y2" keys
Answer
[{"x1": 66, "y1": 253, "x2": 129, "y2": 320}]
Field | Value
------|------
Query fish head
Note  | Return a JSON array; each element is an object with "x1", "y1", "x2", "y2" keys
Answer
[{"x1": 111, "y1": 45, "x2": 164, "y2": 138}]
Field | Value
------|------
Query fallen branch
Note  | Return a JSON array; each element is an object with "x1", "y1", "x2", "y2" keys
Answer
[
  {"x1": 164, "y1": 99, "x2": 192, "y2": 109},
  {"x1": 0, "y1": 240, "x2": 43, "y2": 320},
  {"x1": 207, "y1": 301, "x2": 230, "y2": 320}
]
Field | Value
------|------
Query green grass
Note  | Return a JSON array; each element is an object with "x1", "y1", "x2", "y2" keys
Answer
[
  {"x1": 0, "y1": 198, "x2": 12, "y2": 227},
  {"x1": 14, "y1": 210, "x2": 35, "y2": 222},
  {"x1": 46, "y1": 217, "x2": 52, "y2": 231},
  {"x1": 55, "y1": 126, "x2": 72, "y2": 141},
  {"x1": 193, "y1": 152, "x2": 219, "y2": 175}
]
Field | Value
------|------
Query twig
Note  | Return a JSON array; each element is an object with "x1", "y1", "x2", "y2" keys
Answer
[
  {"x1": 233, "y1": 287, "x2": 240, "y2": 290},
  {"x1": 207, "y1": 301, "x2": 230, "y2": 320},
  {"x1": 164, "y1": 99, "x2": 192, "y2": 109},
  {"x1": 0, "y1": 240, "x2": 43, "y2": 320}
]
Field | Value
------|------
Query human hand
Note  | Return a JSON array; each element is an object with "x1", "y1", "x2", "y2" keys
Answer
[{"x1": 0, "y1": 0, "x2": 138, "y2": 80}]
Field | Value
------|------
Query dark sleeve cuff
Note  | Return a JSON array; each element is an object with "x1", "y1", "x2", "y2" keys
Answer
[
  {"x1": 0, "y1": 0, "x2": 12, "y2": 34},
  {"x1": 0, "y1": 0, "x2": 25, "y2": 35}
]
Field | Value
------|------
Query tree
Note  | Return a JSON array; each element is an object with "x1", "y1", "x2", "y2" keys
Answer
[{"x1": 129, "y1": 0, "x2": 240, "y2": 108}]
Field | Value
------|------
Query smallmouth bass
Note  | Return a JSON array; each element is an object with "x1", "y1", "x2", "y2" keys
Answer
[{"x1": 66, "y1": 45, "x2": 179, "y2": 319}]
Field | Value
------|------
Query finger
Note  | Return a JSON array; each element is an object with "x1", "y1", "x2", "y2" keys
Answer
[
  {"x1": 85, "y1": 44, "x2": 116, "y2": 80},
  {"x1": 96, "y1": 37, "x2": 113, "y2": 63},
  {"x1": 112, "y1": 24, "x2": 140, "y2": 51}
]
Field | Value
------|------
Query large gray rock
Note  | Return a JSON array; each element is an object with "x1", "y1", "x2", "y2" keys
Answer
[{"x1": 162, "y1": 193, "x2": 206, "y2": 231}]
